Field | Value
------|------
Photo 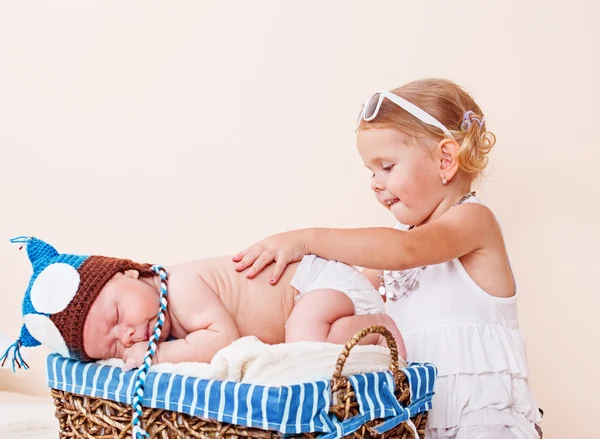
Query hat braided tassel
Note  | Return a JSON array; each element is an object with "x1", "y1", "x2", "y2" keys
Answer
[
  {"x1": 131, "y1": 265, "x2": 168, "y2": 439},
  {"x1": 0, "y1": 339, "x2": 29, "y2": 372}
]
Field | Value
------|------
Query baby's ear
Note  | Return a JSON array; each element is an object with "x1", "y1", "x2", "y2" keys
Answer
[{"x1": 123, "y1": 269, "x2": 140, "y2": 279}]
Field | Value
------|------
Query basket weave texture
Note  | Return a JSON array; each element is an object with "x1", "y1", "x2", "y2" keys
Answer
[{"x1": 51, "y1": 325, "x2": 429, "y2": 438}]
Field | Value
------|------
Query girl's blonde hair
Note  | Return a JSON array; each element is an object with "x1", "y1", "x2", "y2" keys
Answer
[{"x1": 359, "y1": 78, "x2": 496, "y2": 177}]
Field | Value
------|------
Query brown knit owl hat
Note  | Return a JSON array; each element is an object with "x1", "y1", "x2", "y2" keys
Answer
[
  {"x1": 52, "y1": 255, "x2": 155, "y2": 361},
  {"x1": 1, "y1": 237, "x2": 156, "y2": 367}
]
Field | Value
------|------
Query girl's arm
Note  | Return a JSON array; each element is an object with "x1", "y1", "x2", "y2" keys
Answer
[{"x1": 235, "y1": 202, "x2": 498, "y2": 283}]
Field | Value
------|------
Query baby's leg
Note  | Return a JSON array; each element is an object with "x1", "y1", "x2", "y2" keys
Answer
[
  {"x1": 286, "y1": 289, "x2": 406, "y2": 357},
  {"x1": 328, "y1": 313, "x2": 406, "y2": 359},
  {"x1": 286, "y1": 289, "x2": 356, "y2": 342}
]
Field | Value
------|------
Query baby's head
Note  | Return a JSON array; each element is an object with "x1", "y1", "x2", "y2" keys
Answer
[
  {"x1": 356, "y1": 78, "x2": 496, "y2": 225},
  {"x1": 2, "y1": 237, "x2": 162, "y2": 367},
  {"x1": 83, "y1": 268, "x2": 170, "y2": 360}
]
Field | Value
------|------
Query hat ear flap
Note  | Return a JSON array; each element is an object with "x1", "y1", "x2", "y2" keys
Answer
[
  {"x1": 29, "y1": 263, "x2": 80, "y2": 314},
  {"x1": 23, "y1": 314, "x2": 69, "y2": 358}
]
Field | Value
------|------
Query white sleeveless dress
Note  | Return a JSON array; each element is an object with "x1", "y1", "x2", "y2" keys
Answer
[{"x1": 386, "y1": 198, "x2": 541, "y2": 439}]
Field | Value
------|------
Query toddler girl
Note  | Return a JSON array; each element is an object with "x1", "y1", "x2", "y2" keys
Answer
[{"x1": 233, "y1": 78, "x2": 542, "y2": 438}]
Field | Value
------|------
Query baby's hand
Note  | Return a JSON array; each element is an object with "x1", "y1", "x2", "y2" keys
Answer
[{"x1": 122, "y1": 342, "x2": 149, "y2": 372}]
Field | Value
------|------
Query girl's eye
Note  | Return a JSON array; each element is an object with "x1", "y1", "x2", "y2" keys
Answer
[{"x1": 382, "y1": 164, "x2": 394, "y2": 172}]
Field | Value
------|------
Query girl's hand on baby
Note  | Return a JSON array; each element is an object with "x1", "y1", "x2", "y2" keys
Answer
[
  {"x1": 233, "y1": 229, "x2": 312, "y2": 284},
  {"x1": 122, "y1": 342, "x2": 148, "y2": 372}
]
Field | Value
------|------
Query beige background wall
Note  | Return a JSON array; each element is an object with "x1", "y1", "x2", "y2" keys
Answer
[{"x1": 0, "y1": 2, "x2": 598, "y2": 437}]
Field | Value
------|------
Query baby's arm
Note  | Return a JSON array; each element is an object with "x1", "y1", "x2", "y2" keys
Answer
[{"x1": 145, "y1": 272, "x2": 239, "y2": 365}]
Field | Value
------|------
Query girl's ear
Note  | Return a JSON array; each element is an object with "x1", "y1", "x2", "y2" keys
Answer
[
  {"x1": 437, "y1": 139, "x2": 460, "y2": 183},
  {"x1": 123, "y1": 269, "x2": 140, "y2": 279}
]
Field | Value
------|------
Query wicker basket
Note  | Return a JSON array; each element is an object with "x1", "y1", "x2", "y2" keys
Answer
[{"x1": 51, "y1": 326, "x2": 429, "y2": 438}]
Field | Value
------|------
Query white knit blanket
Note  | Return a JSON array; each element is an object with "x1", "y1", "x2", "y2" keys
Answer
[{"x1": 100, "y1": 336, "x2": 402, "y2": 385}]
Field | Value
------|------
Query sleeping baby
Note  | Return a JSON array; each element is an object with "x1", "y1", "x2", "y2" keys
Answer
[{"x1": 2, "y1": 237, "x2": 405, "y2": 372}]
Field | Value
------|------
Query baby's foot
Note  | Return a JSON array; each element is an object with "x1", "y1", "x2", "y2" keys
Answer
[{"x1": 376, "y1": 334, "x2": 388, "y2": 347}]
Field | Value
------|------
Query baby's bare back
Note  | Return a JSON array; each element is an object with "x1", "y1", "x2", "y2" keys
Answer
[{"x1": 178, "y1": 256, "x2": 299, "y2": 344}]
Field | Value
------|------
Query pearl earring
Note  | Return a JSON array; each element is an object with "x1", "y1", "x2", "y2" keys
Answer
[{"x1": 442, "y1": 177, "x2": 447, "y2": 185}]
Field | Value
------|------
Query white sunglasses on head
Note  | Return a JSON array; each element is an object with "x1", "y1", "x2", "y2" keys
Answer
[{"x1": 356, "y1": 90, "x2": 455, "y2": 139}]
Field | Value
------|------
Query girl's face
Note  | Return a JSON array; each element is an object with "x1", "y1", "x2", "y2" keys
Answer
[{"x1": 357, "y1": 128, "x2": 445, "y2": 226}]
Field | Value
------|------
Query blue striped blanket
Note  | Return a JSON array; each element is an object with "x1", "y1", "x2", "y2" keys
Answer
[{"x1": 47, "y1": 354, "x2": 436, "y2": 437}]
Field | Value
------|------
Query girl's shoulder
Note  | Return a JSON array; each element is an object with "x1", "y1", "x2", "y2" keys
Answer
[
  {"x1": 445, "y1": 195, "x2": 499, "y2": 226},
  {"x1": 396, "y1": 196, "x2": 505, "y2": 270},
  {"x1": 393, "y1": 196, "x2": 499, "y2": 232},
  {"x1": 443, "y1": 199, "x2": 503, "y2": 251}
]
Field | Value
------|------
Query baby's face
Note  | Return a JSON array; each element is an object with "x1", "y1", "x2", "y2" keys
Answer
[{"x1": 83, "y1": 270, "x2": 170, "y2": 360}]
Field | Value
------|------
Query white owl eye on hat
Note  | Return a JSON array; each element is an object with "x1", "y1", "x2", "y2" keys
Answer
[{"x1": 1, "y1": 236, "x2": 154, "y2": 370}]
